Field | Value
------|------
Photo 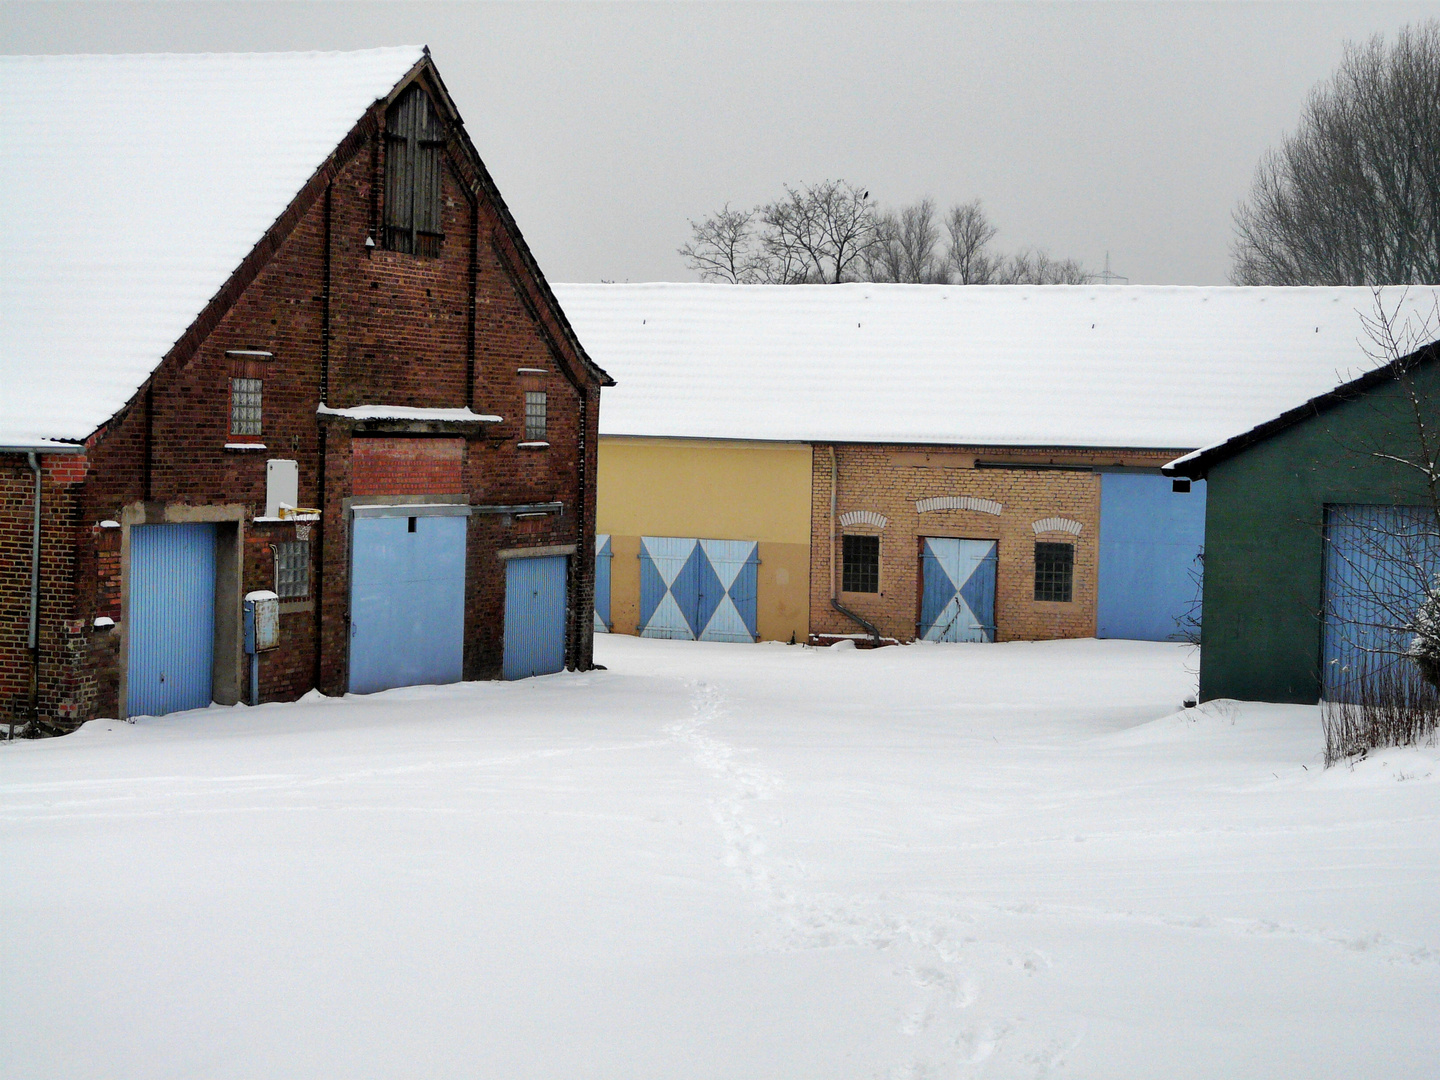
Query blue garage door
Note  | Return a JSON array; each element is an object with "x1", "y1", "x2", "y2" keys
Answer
[
  {"x1": 1322, "y1": 504, "x2": 1440, "y2": 703},
  {"x1": 349, "y1": 512, "x2": 467, "y2": 694},
  {"x1": 504, "y1": 554, "x2": 569, "y2": 679},
  {"x1": 594, "y1": 534, "x2": 612, "y2": 633},
  {"x1": 638, "y1": 537, "x2": 758, "y2": 643},
  {"x1": 1098, "y1": 473, "x2": 1207, "y2": 641},
  {"x1": 920, "y1": 537, "x2": 997, "y2": 642},
  {"x1": 128, "y1": 523, "x2": 217, "y2": 718}
]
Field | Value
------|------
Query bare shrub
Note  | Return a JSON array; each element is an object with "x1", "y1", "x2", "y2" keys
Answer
[{"x1": 1321, "y1": 650, "x2": 1440, "y2": 765}]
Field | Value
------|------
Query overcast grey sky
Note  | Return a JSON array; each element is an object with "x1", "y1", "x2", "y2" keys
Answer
[{"x1": 5, "y1": 2, "x2": 1439, "y2": 285}]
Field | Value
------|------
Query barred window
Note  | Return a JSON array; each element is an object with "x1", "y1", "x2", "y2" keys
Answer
[
  {"x1": 230, "y1": 377, "x2": 262, "y2": 437},
  {"x1": 1034, "y1": 541, "x2": 1074, "y2": 603},
  {"x1": 842, "y1": 534, "x2": 880, "y2": 593},
  {"x1": 274, "y1": 541, "x2": 310, "y2": 599},
  {"x1": 525, "y1": 391, "x2": 547, "y2": 440}
]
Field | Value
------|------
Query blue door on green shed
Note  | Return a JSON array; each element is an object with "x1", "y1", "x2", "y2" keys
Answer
[
  {"x1": 1097, "y1": 474, "x2": 1206, "y2": 641},
  {"x1": 504, "y1": 554, "x2": 568, "y2": 679},
  {"x1": 920, "y1": 537, "x2": 997, "y2": 642},
  {"x1": 127, "y1": 523, "x2": 216, "y2": 717},
  {"x1": 349, "y1": 515, "x2": 467, "y2": 694},
  {"x1": 594, "y1": 534, "x2": 612, "y2": 633},
  {"x1": 1322, "y1": 504, "x2": 1440, "y2": 702}
]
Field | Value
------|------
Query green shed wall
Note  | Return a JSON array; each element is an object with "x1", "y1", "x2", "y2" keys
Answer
[{"x1": 1200, "y1": 362, "x2": 1440, "y2": 704}]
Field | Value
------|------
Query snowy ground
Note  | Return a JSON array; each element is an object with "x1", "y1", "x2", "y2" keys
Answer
[{"x1": 3, "y1": 637, "x2": 1437, "y2": 1080}]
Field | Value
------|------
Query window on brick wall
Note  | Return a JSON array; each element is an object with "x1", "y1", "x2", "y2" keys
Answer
[
  {"x1": 1034, "y1": 541, "x2": 1074, "y2": 602},
  {"x1": 384, "y1": 85, "x2": 445, "y2": 257},
  {"x1": 524, "y1": 391, "x2": 547, "y2": 440},
  {"x1": 230, "y1": 377, "x2": 262, "y2": 437},
  {"x1": 842, "y1": 534, "x2": 880, "y2": 593},
  {"x1": 274, "y1": 540, "x2": 310, "y2": 599}
]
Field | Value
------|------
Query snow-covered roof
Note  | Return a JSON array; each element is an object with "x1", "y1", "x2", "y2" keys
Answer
[
  {"x1": 0, "y1": 47, "x2": 426, "y2": 448},
  {"x1": 552, "y1": 282, "x2": 1440, "y2": 450}
]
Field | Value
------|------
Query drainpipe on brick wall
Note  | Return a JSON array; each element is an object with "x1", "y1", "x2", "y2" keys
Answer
[
  {"x1": 829, "y1": 445, "x2": 881, "y2": 647},
  {"x1": 24, "y1": 451, "x2": 42, "y2": 736}
]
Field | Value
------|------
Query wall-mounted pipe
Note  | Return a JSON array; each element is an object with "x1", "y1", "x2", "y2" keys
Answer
[{"x1": 828, "y1": 445, "x2": 881, "y2": 647}]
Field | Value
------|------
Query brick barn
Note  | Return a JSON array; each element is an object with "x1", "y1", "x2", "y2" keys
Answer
[
  {"x1": 1, "y1": 48, "x2": 611, "y2": 734},
  {"x1": 553, "y1": 283, "x2": 1432, "y2": 648}
]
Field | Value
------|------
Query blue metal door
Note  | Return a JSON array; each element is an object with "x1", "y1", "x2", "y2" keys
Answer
[
  {"x1": 1098, "y1": 473, "x2": 1207, "y2": 640},
  {"x1": 349, "y1": 514, "x2": 466, "y2": 694},
  {"x1": 504, "y1": 555, "x2": 568, "y2": 679},
  {"x1": 638, "y1": 536, "x2": 759, "y2": 642},
  {"x1": 594, "y1": 534, "x2": 612, "y2": 633},
  {"x1": 127, "y1": 523, "x2": 216, "y2": 717},
  {"x1": 920, "y1": 537, "x2": 997, "y2": 642},
  {"x1": 1322, "y1": 504, "x2": 1440, "y2": 702}
]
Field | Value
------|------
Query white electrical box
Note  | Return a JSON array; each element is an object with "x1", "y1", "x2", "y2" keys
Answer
[
  {"x1": 266, "y1": 459, "x2": 299, "y2": 519},
  {"x1": 244, "y1": 590, "x2": 281, "y2": 652}
]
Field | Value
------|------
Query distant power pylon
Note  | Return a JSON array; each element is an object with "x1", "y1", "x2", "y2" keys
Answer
[{"x1": 1087, "y1": 252, "x2": 1128, "y2": 285}]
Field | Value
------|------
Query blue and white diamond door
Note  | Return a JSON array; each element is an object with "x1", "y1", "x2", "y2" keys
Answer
[
  {"x1": 920, "y1": 537, "x2": 998, "y2": 642},
  {"x1": 638, "y1": 536, "x2": 759, "y2": 642}
]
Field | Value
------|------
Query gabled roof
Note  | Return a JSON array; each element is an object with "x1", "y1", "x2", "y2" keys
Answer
[
  {"x1": 551, "y1": 282, "x2": 1440, "y2": 450},
  {"x1": 1164, "y1": 339, "x2": 1440, "y2": 479},
  {"x1": 1, "y1": 47, "x2": 428, "y2": 448}
]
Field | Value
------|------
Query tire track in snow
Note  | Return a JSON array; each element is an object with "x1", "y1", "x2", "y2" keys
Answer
[{"x1": 668, "y1": 680, "x2": 1085, "y2": 1080}]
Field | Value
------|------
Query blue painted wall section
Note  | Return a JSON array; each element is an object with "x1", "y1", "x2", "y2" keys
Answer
[
  {"x1": 504, "y1": 555, "x2": 569, "y2": 679},
  {"x1": 1098, "y1": 474, "x2": 1207, "y2": 641},
  {"x1": 127, "y1": 523, "x2": 217, "y2": 717},
  {"x1": 920, "y1": 537, "x2": 997, "y2": 642},
  {"x1": 638, "y1": 536, "x2": 759, "y2": 642},
  {"x1": 349, "y1": 515, "x2": 466, "y2": 694}
]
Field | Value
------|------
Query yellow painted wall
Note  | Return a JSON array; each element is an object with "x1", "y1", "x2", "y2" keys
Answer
[{"x1": 597, "y1": 437, "x2": 812, "y2": 642}]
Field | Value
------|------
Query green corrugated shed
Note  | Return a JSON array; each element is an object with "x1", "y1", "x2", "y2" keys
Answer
[{"x1": 1168, "y1": 343, "x2": 1440, "y2": 704}]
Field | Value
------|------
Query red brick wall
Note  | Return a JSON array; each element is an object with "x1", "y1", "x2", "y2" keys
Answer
[
  {"x1": 352, "y1": 437, "x2": 464, "y2": 496},
  {"x1": 2, "y1": 71, "x2": 604, "y2": 731}
]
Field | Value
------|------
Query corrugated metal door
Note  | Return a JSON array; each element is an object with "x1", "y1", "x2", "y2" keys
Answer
[
  {"x1": 594, "y1": 534, "x2": 612, "y2": 633},
  {"x1": 127, "y1": 523, "x2": 217, "y2": 717},
  {"x1": 638, "y1": 536, "x2": 759, "y2": 642},
  {"x1": 349, "y1": 514, "x2": 466, "y2": 694},
  {"x1": 1098, "y1": 473, "x2": 1207, "y2": 640},
  {"x1": 920, "y1": 537, "x2": 997, "y2": 642},
  {"x1": 504, "y1": 555, "x2": 568, "y2": 679},
  {"x1": 1322, "y1": 504, "x2": 1440, "y2": 702}
]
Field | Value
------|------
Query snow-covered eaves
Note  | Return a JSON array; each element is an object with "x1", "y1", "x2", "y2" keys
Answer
[
  {"x1": 0, "y1": 47, "x2": 426, "y2": 447},
  {"x1": 552, "y1": 282, "x2": 1440, "y2": 450},
  {"x1": 1163, "y1": 338, "x2": 1440, "y2": 479},
  {"x1": 316, "y1": 404, "x2": 502, "y2": 424}
]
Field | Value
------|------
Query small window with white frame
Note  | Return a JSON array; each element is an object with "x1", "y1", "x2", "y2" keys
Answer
[
  {"x1": 274, "y1": 540, "x2": 310, "y2": 599},
  {"x1": 524, "y1": 391, "x2": 547, "y2": 441}
]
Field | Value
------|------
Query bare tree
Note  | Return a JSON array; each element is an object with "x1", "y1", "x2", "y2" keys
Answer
[
  {"x1": 759, "y1": 180, "x2": 879, "y2": 283},
  {"x1": 678, "y1": 204, "x2": 763, "y2": 283},
  {"x1": 944, "y1": 199, "x2": 999, "y2": 284},
  {"x1": 869, "y1": 197, "x2": 946, "y2": 283},
  {"x1": 992, "y1": 249, "x2": 1089, "y2": 285},
  {"x1": 1232, "y1": 21, "x2": 1440, "y2": 286},
  {"x1": 681, "y1": 186, "x2": 1088, "y2": 285}
]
